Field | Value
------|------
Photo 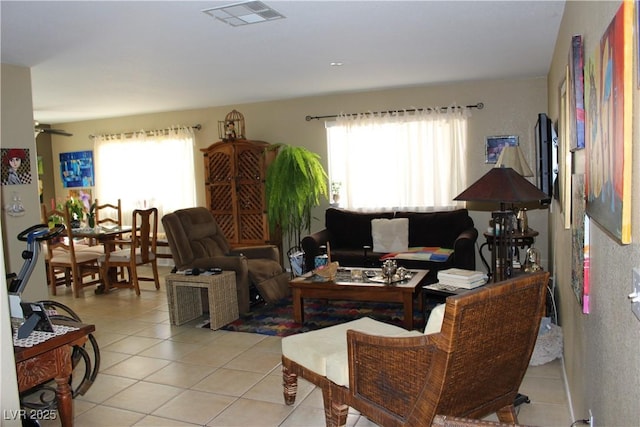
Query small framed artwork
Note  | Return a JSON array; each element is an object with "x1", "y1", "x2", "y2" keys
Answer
[
  {"x1": 59, "y1": 150, "x2": 94, "y2": 188},
  {"x1": 569, "y1": 35, "x2": 585, "y2": 151},
  {"x1": 1, "y1": 148, "x2": 32, "y2": 185},
  {"x1": 485, "y1": 135, "x2": 518, "y2": 164}
]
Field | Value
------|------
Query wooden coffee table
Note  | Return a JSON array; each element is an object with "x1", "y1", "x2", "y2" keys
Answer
[{"x1": 289, "y1": 268, "x2": 428, "y2": 330}]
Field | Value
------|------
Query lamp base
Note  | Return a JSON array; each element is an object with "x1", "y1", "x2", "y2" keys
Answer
[{"x1": 491, "y1": 210, "x2": 516, "y2": 282}]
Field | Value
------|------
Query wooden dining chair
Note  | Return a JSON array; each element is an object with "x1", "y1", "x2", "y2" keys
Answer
[
  {"x1": 41, "y1": 204, "x2": 71, "y2": 290},
  {"x1": 94, "y1": 199, "x2": 122, "y2": 229},
  {"x1": 99, "y1": 207, "x2": 160, "y2": 295},
  {"x1": 94, "y1": 198, "x2": 124, "y2": 277},
  {"x1": 41, "y1": 204, "x2": 103, "y2": 297}
]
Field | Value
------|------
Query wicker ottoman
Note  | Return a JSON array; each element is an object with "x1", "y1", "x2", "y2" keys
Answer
[{"x1": 165, "y1": 271, "x2": 239, "y2": 330}]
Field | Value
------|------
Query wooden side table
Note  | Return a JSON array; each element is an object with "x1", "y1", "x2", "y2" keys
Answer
[
  {"x1": 13, "y1": 322, "x2": 95, "y2": 427},
  {"x1": 165, "y1": 272, "x2": 239, "y2": 330}
]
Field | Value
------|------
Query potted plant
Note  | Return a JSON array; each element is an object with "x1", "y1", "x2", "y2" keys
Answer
[
  {"x1": 86, "y1": 201, "x2": 96, "y2": 228},
  {"x1": 330, "y1": 181, "x2": 342, "y2": 205},
  {"x1": 265, "y1": 144, "x2": 329, "y2": 255},
  {"x1": 57, "y1": 198, "x2": 84, "y2": 228}
]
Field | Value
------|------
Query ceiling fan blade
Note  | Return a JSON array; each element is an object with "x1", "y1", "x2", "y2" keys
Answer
[
  {"x1": 47, "y1": 129, "x2": 73, "y2": 137},
  {"x1": 35, "y1": 128, "x2": 73, "y2": 137}
]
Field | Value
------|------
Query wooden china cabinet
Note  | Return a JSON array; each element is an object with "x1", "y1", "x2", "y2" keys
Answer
[{"x1": 202, "y1": 139, "x2": 280, "y2": 251}]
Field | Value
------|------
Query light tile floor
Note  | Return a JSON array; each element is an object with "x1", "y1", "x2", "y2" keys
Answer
[{"x1": 36, "y1": 266, "x2": 572, "y2": 426}]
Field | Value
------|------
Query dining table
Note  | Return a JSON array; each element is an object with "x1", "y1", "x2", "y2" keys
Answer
[{"x1": 72, "y1": 225, "x2": 133, "y2": 293}]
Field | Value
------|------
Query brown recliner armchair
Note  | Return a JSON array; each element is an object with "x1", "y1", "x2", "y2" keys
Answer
[{"x1": 161, "y1": 207, "x2": 289, "y2": 314}]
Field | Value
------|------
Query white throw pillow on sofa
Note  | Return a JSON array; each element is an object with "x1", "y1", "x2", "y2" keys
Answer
[{"x1": 371, "y1": 218, "x2": 409, "y2": 253}]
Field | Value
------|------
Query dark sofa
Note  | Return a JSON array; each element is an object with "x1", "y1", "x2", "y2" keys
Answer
[{"x1": 301, "y1": 208, "x2": 478, "y2": 274}]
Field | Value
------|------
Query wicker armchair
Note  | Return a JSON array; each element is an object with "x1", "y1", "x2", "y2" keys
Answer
[{"x1": 281, "y1": 271, "x2": 549, "y2": 427}]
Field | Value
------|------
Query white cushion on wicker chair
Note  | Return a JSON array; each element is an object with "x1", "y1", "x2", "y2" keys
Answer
[
  {"x1": 282, "y1": 317, "x2": 423, "y2": 387},
  {"x1": 424, "y1": 303, "x2": 445, "y2": 335}
]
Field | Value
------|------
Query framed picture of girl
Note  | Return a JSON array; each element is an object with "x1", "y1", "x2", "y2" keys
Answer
[{"x1": 1, "y1": 148, "x2": 31, "y2": 185}]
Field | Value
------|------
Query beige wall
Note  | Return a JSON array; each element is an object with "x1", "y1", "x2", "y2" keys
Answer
[
  {"x1": 1, "y1": 64, "x2": 48, "y2": 302},
  {"x1": 548, "y1": 1, "x2": 639, "y2": 425},
  {"x1": 6, "y1": 2, "x2": 639, "y2": 422},
  {"x1": 35, "y1": 130, "x2": 56, "y2": 206},
  {"x1": 0, "y1": 63, "x2": 37, "y2": 425},
  {"x1": 52, "y1": 77, "x2": 550, "y2": 269}
]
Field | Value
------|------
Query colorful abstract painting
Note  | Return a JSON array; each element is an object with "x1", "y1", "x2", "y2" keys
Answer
[
  {"x1": 583, "y1": 215, "x2": 591, "y2": 314},
  {"x1": 60, "y1": 150, "x2": 94, "y2": 188},
  {"x1": 584, "y1": 1, "x2": 633, "y2": 244},
  {"x1": 571, "y1": 174, "x2": 587, "y2": 312},
  {"x1": 569, "y1": 35, "x2": 586, "y2": 150}
]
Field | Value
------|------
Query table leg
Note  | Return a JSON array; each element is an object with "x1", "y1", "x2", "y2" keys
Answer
[
  {"x1": 292, "y1": 288, "x2": 304, "y2": 324},
  {"x1": 403, "y1": 292, "x2": 414, "y2": 330},
  {"x1": 54, "y1": 344, "x2": 74, "y2": 427},
  {"x1": 54, "y1": 375, "x2": 73, "y2": 427},
  {"x1": 95, "y1": 240, "x2": 120, "y2": 294}
]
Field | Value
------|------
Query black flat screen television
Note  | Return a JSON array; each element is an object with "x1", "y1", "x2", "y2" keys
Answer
[{"x1": 535, "y1": 113, "x2": 553, "y2": 200}]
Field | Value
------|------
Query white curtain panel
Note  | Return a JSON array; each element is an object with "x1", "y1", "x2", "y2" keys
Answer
[
  {"x1": 326, "y1": 108, "x2": 468, "y2": 210},
  {"x1": 93, "y1": 126, "x2": 196, "y2": 229}
]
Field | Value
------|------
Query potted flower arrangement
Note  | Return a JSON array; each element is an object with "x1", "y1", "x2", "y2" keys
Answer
[
  {"x1": 54, "y1": 195, "x2": 94, "y2": 229},
  {"x1": 330, "y1": 181, "x2": 342, "y2": 205},
  {"x1": 59, "y1": 198, "x2": 84, "y2": 228}
]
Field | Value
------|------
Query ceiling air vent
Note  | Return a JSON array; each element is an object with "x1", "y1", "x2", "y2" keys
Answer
[{"x1": 202, "y1": 1, "x2": 285, "y2": 27}]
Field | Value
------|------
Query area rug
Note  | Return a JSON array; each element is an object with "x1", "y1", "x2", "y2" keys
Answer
[{"x1": 216, "y1": 297, "x2": 428, "y2": 337}]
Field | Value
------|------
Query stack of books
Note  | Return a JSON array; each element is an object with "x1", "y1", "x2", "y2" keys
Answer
[{"x1": 437, "y1": 268, "x2": 488, "y2": 289}]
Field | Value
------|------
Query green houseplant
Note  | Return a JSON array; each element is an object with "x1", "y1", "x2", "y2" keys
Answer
[
  {"x1": 265, "y1": 144, "x2": 329, "y2": 251},
  {"x1": 55, "y1": 198, "x2": 84, "y2": 228}
]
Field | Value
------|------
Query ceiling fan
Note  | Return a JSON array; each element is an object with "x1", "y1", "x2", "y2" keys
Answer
[{"x1": 34, "y1": 123, "x2": 73, "y2": 138}]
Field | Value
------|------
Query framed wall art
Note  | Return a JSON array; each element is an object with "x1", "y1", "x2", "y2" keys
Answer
[
  {"x1": 584, "y1": 0, "x2": 633, "y2": 244},
  {"x1": 485, "y1": 135, "x2": 518, "y2": 164},
  {"x1": 569, "y1": 35, "x2": 586, "y2": 151},
  {"x1": 558, "y1": 71, "x2": 572, "y2": 230},
  {"x1": 60, "y1": 150, "x2": 94, "y2": 188},
  {"x1": 1, "y1": 148, "x2": 32, "y2": 185},
  {"x1": 571, "y1": 174, "x2": 588, "y2": 312}
]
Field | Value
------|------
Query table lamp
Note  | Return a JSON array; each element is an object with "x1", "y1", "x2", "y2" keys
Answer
[
  {"x1": 495, "y1": 144, "x2": 535, "y2": 232},
  {"x1": 454, "y1": 166, "x2": 549, "y2": 281},
  {"x1": 495, "y1": 145, "x2": 534, "y2": 177}
]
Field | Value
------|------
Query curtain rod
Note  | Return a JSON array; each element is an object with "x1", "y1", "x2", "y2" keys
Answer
[
  {"x1": 89, "y1": 124, "x2": 201, "y2": 139},
  {"x1": 304, "y1": 102, "x2": 484, "y2": 121}
]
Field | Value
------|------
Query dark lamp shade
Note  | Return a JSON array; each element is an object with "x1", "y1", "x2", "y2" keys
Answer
[{"x1": 454, "y1": 167, "x2": 550, "y2": 204}]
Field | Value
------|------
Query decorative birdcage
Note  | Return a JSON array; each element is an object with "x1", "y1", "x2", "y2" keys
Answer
[{"x1": 218, "y1": 109, "x2": 246, "y2": 141}]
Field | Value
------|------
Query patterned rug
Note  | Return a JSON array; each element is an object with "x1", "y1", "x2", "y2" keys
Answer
[{"x1": 218, "y1": 297, "x2": 428, "y2": 337}]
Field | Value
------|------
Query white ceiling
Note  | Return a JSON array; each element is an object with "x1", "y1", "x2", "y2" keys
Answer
[{"x1": 1, "y1": 1, "x2": 565, "y2": 124}]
